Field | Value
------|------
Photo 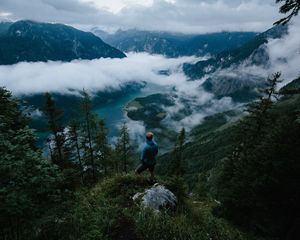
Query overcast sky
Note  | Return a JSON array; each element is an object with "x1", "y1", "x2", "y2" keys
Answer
[{"x1": 0, "y1": 0, "x2": 287, "y2": 33}]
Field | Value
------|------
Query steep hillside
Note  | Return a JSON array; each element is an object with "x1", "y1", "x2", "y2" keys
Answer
[
  {"x1": 183, "y1": 25, "x2": 288, "y2": 79},
  {"x1": 180, "y1": 25, "x2": 288, "y2": 100},
  {"x1": 0, "y1": 20, "x2": 126, "y2": 65},
  {"x1": 280, "y1": 76, "x2": 300, "y2": 94},
  {"x1": 153, "y1": 87, "x2": 300, "y2": 240},
  {"x1": 156, "y1": 109, "x2": 244, "y2": 187},
  {"x1": 0, "y1": 22, "x2": 12, "y2": 36},
  {"x1": 157, "y1": 85, "x2": 300, "y2": 191},
  {"x1": 93, "y1": 29, "x2": 257, "y2": 57}
]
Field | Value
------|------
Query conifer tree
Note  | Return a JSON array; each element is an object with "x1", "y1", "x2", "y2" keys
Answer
[
  {"x1": 80, "y1": 90, "x2": 97, "y2": 181},
  {"x1": 240, "y1": 72, "x2": 282, "y2": 145},
  {"x1": 115, "y1": 123, "x2": 131, "y2": 173},
  {"x1": 214, "y1": 73, "x2": 300, "y2": 237},
  {"x1": 95, "y1": 119, "x2": 112, "y2": 176},
  {"x1": 173, "y1": 127, "x2": 186, "y2": 177},
  {"x1": 275, "y1": 0, "x2": 300, "y2": 25},
  {"x1": 112, "y1": 147, "x2": 121, "y2": 174},
  {"x1": 68, "y1": 119, "x2": 84, "y2": 182},
  {"x1": 43, "y1": 92, "x2": 65, "y2": 164},
  {"x1": 0, "y1": 88, "x2": 62, "y2": 239}
]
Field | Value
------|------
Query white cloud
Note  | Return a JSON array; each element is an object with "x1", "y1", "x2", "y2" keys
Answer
[
  {"x1": 161, "y1": 91, "x2": 236, "y2": 132},
  {"x1": 267, "y1": 24, "x2": 300, "y2": 87},
  {"x1": 110, "y1": 0, "x2": 281, "y2": 33},
  {"x1": 0, "y1": 53, "x2": 200, "y2": 95},
  {"x1": 211, "y1": 22, "x2": 300, "y2": 89},
  {"x1": 0, "y1": 0, "x2": 286, "y2": 33},
  {"x1": 123, "y1": 119, "x2": 147, "y2": 150},
  {"x1": 0, "y1": 52, "x2": 233, "y2": 140},
  {"x1": 80, "y1": 0, "x2": 154, "y2": 13},
  {"x1": 0, "y1": 11, "x2": 12, "y2": 17}
]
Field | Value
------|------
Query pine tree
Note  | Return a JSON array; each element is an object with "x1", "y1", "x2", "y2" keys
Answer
[
  {"x1": 112, "y1": 147, "x2": 121, "y2": 174},
  {"x1": 173, "y1": 127, "x2": 186, "y2": 177},
  {"x1": 0, "y1": 88, "x2": 62, "y2": 239},
  {"x1": 80, "y1": 90, "x2": 97, "y2": 181},
  {"x1": 43, "y1": 92, "x2": 65, "y2": 164},
  {"x1": 95, "y1": 119, "x2": 112, "y2": 176},
  {"x1": 275, "y1": 0, "x2": 300, "y2": 25},
  {"x1": 239, "y1": 72, "x2": 282, "y2": 145},
  {"x1": 115, "y1": 123, "x2": 131, "y2": 173},
  {"x1": 68, "y1": 119, "x2": 84, "y2": 182}
]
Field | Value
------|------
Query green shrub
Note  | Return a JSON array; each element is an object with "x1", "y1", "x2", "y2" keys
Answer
[
  {"x1": 39, "y1": 190, "x2": 120, "y2": 240},
  {"x1": 99, "y1": 174, "x2": 151, "y2": 206},
  {"x1": 162, "y1": 176, "x2": 189, "y2": 212},
  {"x1": 135, "y1": 205, "x2": 255, "y2": 240},
  {"x1": 135, "y1": 209, "x2": 205, "y2": 240}
]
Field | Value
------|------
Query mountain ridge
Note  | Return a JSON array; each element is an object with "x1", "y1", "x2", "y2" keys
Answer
[
  {"x1": 93, "y1": 28, "x2": 258, "y2": 57},
  {"x1": 183, "y1": 25, "x2": 288, "y2": 79},
  {"x1": 0, "y1": 20, "x2": 126, "y2": 65},
  {"x1": 181, "y1": 25, "x2": 289, "y2": 100}
]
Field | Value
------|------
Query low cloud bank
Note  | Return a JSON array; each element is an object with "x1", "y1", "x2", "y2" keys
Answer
[
  {"x1": 0, "y1": 53, "x2": 200, "y2": 95},
  {"x1": 0, "y1": 53, "x2": 218, "y2": 139},
  {"x1": 212, "y1": 23, "x2": 300, "y2": 88},
  {"x1": 267, "y1": 24, "x2": 300, "y2": 87}
]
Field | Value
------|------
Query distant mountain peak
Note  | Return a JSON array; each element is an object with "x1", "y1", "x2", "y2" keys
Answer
[
  {"x1": 92, "y1": 28, "x2": 258, "y2": 58},
  {"x1": 0, "y1": 20, "x2": 126, "y2": 65}
]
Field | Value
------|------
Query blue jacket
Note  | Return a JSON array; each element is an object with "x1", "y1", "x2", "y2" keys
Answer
[{"x1": 141, "y1": 140, "x2": 158, "y2": 166}]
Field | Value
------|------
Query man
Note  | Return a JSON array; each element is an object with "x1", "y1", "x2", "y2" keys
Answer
[{"x1": 135, "y1": 132, "x2": 158, "y2": 181}]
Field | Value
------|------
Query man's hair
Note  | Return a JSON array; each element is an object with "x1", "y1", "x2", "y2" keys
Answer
[{"x1": 146, "y1": 132, "x2": 154, "y2": 140}]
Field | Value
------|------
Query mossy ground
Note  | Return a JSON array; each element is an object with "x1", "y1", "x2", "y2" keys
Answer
[{"x1": 43, "y1": 174, "x2": 257, "y2": 240}]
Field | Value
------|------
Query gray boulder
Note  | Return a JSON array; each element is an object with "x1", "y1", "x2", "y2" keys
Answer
[{"x1": 133, "y1": 183, "x2": 177, "y2": 212}]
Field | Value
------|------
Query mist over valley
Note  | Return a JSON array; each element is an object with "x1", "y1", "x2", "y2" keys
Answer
[{"x1": 0, "y1": 20, "x2": 299, "y2": 149}]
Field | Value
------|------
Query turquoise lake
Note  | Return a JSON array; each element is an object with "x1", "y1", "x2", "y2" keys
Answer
[{"x1": 94, "y1": 83, "x2": 168, "y2": 138}]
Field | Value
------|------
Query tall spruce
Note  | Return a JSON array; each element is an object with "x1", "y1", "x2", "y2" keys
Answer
[
  {"x1": 95, "y1": 119, "x2": 111, "y2": 176},
  {"x1": 173, "y1": 127, "x2": 186, "y2": 177},
  {"x1": 43, "y1": 92, "x2": 65, "y2": 164},
  {"x1": 80, "y1": 90, "x2": 97, "y2": 181},
  {"x1": 112, "y1": 147, "x2": 121, "y2": 174},
  {"x1": 275, "y1": 0, "x2": 300, "y2": 24},
  {"x1": 240, "y1": 72, "x2": 282, "y2": 145},
  {"x1": 115, "y1": 123, "x2": 131, "y2": 173},
  {"x1": 68, "y1": 119, "x2": 84, "y2": 182},
  {"x1": 0, "y1": 88, "x2": 62, "y2": 239}
]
